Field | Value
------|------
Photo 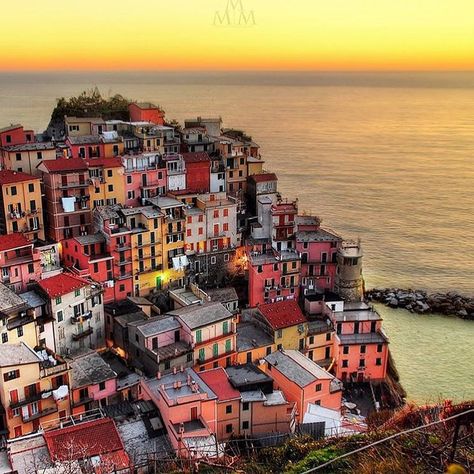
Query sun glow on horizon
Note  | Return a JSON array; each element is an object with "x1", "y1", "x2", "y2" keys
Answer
[{"x1": 1, "y1": 0, "x2": 473, "y2": 72}]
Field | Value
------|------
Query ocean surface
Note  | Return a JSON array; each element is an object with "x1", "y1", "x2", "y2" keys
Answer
[{"x1": 0, "y1": 71, "x2": 472, "y2": 401}]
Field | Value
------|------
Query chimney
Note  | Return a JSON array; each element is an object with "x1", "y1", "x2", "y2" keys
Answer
[
  {"x1": 173, "y1": 366, "x2": 177, "y2": 375},
  {"x1": 157, "y1": 371, "x2": 161, "y2": 380},
  {"x1": 180, "y1": 364, "x2": 184, "y2": 372},
  {"x1": 177, "y1": 380, "x2": 182, "y2": 389}
]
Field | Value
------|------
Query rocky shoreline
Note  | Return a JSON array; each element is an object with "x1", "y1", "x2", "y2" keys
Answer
[{"x1": 366, "y1": 288, "x2": 474, "y2": 320}]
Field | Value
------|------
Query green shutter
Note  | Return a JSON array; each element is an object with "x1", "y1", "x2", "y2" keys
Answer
[
  {"x1": 223, "y1": 321, "x2": 229, "y2": 335},
  {"x1": 196, "y1": 329, "x2": 202, "y2": 343},
  {"x1": 198, "y1": 348, "x2": 205, "y2": 362},
  {"x1": 213, "y1": 343, "x2": 218, "y2": 358},
  {"x1": 225, "y1": 339, "x2": 231, "y2": 353}
]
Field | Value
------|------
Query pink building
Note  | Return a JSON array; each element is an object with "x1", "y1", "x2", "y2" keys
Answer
[
  {"x1": 329, "y1": 302, "x2": 389, "y2": 383},
  {"x1": 141, "y1": 368, "x2": 220, "y2": 458},
  {"x1": 295, "y1": 216, "x2": 342, "y2": 295},
  {"x1": 122, "y1": 153, "x2": 167, "y2": 206},
  {"x1": 0, "y1": 233, "x2": 41, "y2": 293},
  {"x1": 69, "y1": 350, "x2": 117, "y2": 415},
  {"x1": 263, "y1": 349, "x2": 342, "y2": 421}
]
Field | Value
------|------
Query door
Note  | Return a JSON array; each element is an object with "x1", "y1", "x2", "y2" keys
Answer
[{"x1": 174, "y1": 330, "x2": 180, "y2": 343}]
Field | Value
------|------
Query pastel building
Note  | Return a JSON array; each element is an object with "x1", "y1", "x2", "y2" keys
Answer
[
  {"x1": 164, "y1": 154, "x2": 186, "y2": 191},
  {"x1": 0, "y1": 124, "x2": 35, "y2": 148},
  {"x1": 263, "y1": 350, "x2": 342, "y2": 421},
  {"x1": 295, "y1": 216, "x2": 341, "y2": 295},
  {"x1": 122, "y1": 153, "x2": 167, "y2": 206},
  {"x1": 37, "y1": 273, "x2": 105, "y2": 356},
  {"x1": 64, "y1": 116, "x2": 105, "y2": 137},
  {"x1": 0, "y1": 234, "x2": 42, "y2": 293},
  {"x1": 38, "y1": 159, "x2": 91, "y2": 241},
  {"x1": 199, "y1": 368, "x2": 241, "y2": 440},
  {"x1": 129, "y1": 102, "x2": 165, "y2": 125},
  {"x1": 0, "y1": 343, "x2": 71, "y2": 440},
  {"x1": 0, "y1": 170, "x2": 44, "y2": 241},
  {"x1": 69, "y1": 350, "x2": 117, "y2": 414},
  {"x1": 180, "y1": 127, "x2": 216, "y2": 154},
  {"x1": 1, "y1": 142, "x2": 57, "y2": 176},
  {"x1": 170, "y1": 302, "x2": 237, "y2": 371},
  {"x1": 329, "y1": 302, "x2": 389, "y2": 382},
  {"x1": 141, "y1": 368, "x2": 220, "y2": 458},
  {"x1": 86, "y1": 157, "x2": 126, "y2": 208},
  {"x1": 127, "y1": 315, "x2": 193, "y2": 376},
  {"x1": 182, "y1": 152, "x2": 211, "y2": 193}
]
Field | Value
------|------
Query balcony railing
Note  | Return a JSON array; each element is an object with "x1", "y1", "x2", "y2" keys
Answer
[
  {"x1": 10, "y1": 389, "x2": 49, "y2": 409},
  {"x1": 22, "y1": 405, "x2": 58, "y2": 423},
  {"x1": 117, "y1": 272, "x2": 132, "y2": 280},
  {"x1": 72, "y1": 327, "x2": 94, "y2": 341},
  {"x1": 71, "y1": 311, "x2": 92, "y2": 324},
  {"x1": 58, "y1": 181, "x2": 89, "y2": 189}
]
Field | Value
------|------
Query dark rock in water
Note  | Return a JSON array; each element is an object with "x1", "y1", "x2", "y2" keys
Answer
[{"x1": 388, "y1": 297, "x2": 399, "y2": 308}]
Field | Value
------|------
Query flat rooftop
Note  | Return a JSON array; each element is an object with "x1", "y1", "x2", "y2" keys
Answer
[{"x1": 237, "y1": 322, "x2": 273, "y2": 351}]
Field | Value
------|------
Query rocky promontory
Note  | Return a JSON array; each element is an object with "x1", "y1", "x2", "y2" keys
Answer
[{"x1": 366, "y1": 288, "x2": 474, "y2": 320}]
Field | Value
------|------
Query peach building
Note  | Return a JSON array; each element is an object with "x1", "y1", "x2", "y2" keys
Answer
[
  {"x1": 263, "y1": 349, "x2": 342, "y2": 421},
  {"x1": 141, "y1": 368, "x2": 220, "y2": 458},
  {"x1": 199, "y1": 368, "x2": 241, "y2": 440},
  {"x1": 1, "y1": 142, "x2": 57, "y2": 176},
  {"x1": 86, "y1": 157, "x2": 126, "y2": 208}
]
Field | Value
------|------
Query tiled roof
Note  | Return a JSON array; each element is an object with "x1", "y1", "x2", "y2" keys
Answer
[
  {"x1": 67, "y1": 134, "x2": 101, "y2": 145},
  {"x1": 70, "y1": 351, "x2": 117, "y2": 389},
  {"x1": 0, "y1": 342, "x2": 40, "y2": 367},
  {"x1": 182, "y1": 152, "x2": 211, "y2": 163},
  {"x1": 85, "y1": 157, "x2": 124, "y2": 168},
  {"x1": 0, "y1": 169, "x2": 37, "y2": 185},
  {"x1": 0, "y1": 233, "x2": 31, "y2": 252},
  {"x1": 170, "y1": 302, "x2": 232, "y2": 330},
  {"x1": 249, "y1": 173, "x2": 278, "y2": 183},
  {"x1": 257, "y1": 300, "x2": 307, "y2": 330},
  {"x1": 44, "y1": 418, "x2": 129, "y2": 468},
  {"x1": 198, "y1": 368, "x2": 241, "y2": 401},
  {"x1": 1, "y1": 142, "x2": 55, "y2": 152},
  {"x1": 39, "y1": 158, "x2": 88, "y2": 172},
  {"x1": 38, "y1": 273, "x2": 90, "y2": 298}
]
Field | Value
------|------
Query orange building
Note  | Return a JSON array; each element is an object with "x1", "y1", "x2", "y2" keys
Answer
[{"x1": 129, "y1": 102, "x2": 165, "y2": 125}]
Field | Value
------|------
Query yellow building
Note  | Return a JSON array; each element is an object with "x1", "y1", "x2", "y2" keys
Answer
[
  {"x1": 303, "y1": 320, "x2": 334, "y2": 370},
  {"x1": 65, "y1": 116, "x2": 105, "y2": 137},
  {"x1": 0, "y1": 170, "x2": 45, "y2": 241},
  {"x1": 0, "y1": 283, "x2": 38, "y2": 349},
  {"x1": 87, "y1": 158, "x2": 126, "y2": 208},
  {"x1": 247, "y1": 156, "x2": 265, "y2": 176},
  {"x1": 254, "y1": 300, "x2": 308, "y2": 352},
  {"x1": 0, "y1": 343, "x2": 71, "y2": 439},
  {"x1": 120, "y1": 206, "x2": 166, "y2": 296},
  {"x1": 236, "y1": 320, "x2": 275, "y2": 365}
]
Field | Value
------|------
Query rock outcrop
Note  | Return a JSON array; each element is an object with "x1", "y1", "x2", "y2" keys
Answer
[{"x1": 366, "y1": 288, "x2": 474, "y2": 320}]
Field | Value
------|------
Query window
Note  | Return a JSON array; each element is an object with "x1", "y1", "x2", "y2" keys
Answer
[
  {"x1": 315, "y1": 383, "x2": 322, "y2": 392},
  {"x1": 198, "y1": 348, "x2": 205, "y2": 362},
  {"x1": 107, "y1": 169, "x2": 113, "y2": 177},
  {"x1": 224, "y1": 253, "x2": 230, "y2": 262},
  {"x1": 360, "y1": 345, "x2": 366, "y2": 354},
  {"x1": 126, "y1": 175, "x2": 132, "y2": 184},
  {"x1": 17, "y1": 326, "x2": 23, "y2": 337},
  {"x1": 213, "y1": 343, "x2": 218, "y2": 358},
  {"x1": 28, "y1": 263, "x2": 34, "y2": 274},
  {"x1": 2, "y1": 333, "x2": 8, "y2": 343},
  {"x1": 28, "y1": 183, "x2": 35, "y2": 193},
  {"x1": 326, "y1": 332, "x2": 331, "y2": 341},
  {"x1": 186, "y1": 229, "x2": 192, "y2": 237},
  {"x1": 75, "y1": 289, "x2": 80, "y2": 297},
  {"x1": 242, "y1": 421, "x2": 249, "y2": 430},
  {"x1": 226, "y1": 424, "x2": 233, "y2": 434},
  {"x1": 309, "y1": 336, "x2": 314, "y2": 345},
  {"x1": 377, "y1": 344, "x2": 383, "y2": 353},
  {"x1": 196, "y1": 329, "x2": 202, "y2": 343},
  {"x1": 276, "y1": 329, "x2": 283, "y2": 339},
  {"x1": 164, "y1": 360, "x2": 171, "y2": 370},
  {"x1": 56, "y1": 310, "x2": 63, "y2": 323},
  {"x1": 223, "y1": 321, "x2": 229, "y2": 334},
  {"x1": 246, "y1": 352, "x2": 252, "y2": 363},
  {"x1": 12, "y1": 222, "x2": 18, "y2": 232},
  {"x1": 210, "y1": 256, "x2": 216, "y2": 265},
  {"x1": 3, "y1": 369, "x2": 19, "y2": 381},
  {"x1": 342, "y1": 360, "x2": 348, "y2": 368},
  {"x1": 15, "y1": 153, "x2": 21, "y2": 161},
  {"x1": 225, "y1": 405, "x2": 232, "y2": 414},
  {"x1": 376, "y1": 358, "x2": 382, "y2": 366},
  {"x1": 257, "y1": 265, "x2": 263, "y2": 273},
  {"x1": 223, "y1": 223, "x2": 229, "y2": 231},
  {"x1": 359, "y1": 359, "x2": 365, "y2": 368},
  {"x1": 276, "y1": 343, "x2": 282, "y2": 350},
  {"x1": 266, "y1": 346, "x2": 272, "y2": 355},
  {"x1": 343, "y1": 346, "x2": 349, "y2": 355},
  {"x1": 214, "y1": 209, "x2": 219, "y2": 218},
  {"x1": 198, "y1": 227, "x2": 203, "y2": 235},
  {"x1": 11, "y1": 186, "x2": 17, "y2": 196},
  {"x1": 108, "y1": 184, "x2": 113, "y2": 192},
  {"x1": 55, "y1": 296, "x2": 62, "y2": 305},
  {"x1": 99, "y1": 381, "x2": 106, "y2": 391},
  {"x1": 6, "y1": 135, "x2": 11, "y2": 143}
]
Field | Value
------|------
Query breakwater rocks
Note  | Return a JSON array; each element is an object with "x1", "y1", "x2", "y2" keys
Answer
[{"x1": 366, "y1": 288, "x2": 474, "y2": 320}]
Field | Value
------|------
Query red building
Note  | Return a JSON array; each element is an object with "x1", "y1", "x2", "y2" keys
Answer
[
  {"x1": 0, "y1": 233, "x2": 42, "y2": 293},
  {"x1": 182, "y1": 152, "x2": 211, "y2": 193},
  {"x1": 0, "y1": 124, "x2": 34, "y2": 148},
  {"x1": 295, "y1": 216, "x2": 342, "y2": 295},
  {"x1": 129, "y1": 102, "x2": 165, "y2": 125},
  {"x1": 62, "y1": 234, "x2": 115, "y2": 303},
  {"x1": 38, "y1": 159, "x2": 91, "y2": 241}
]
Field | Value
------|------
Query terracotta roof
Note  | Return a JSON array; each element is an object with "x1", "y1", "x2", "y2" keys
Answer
[
  {"x1": 0, "y1": 169, "x2": 38, "y2": 185},
  {"x1": 39, "y1": 158, "x2": 88, "y2": 172},
  {"x1": 38, "y1": 272, "x2": 90, "y2": 298},
  {"x1": 85, "y1": 157, "x2": 124, "y2": 168},
  {"x1": 258, "y1": 300, "x2": 307, "y2": 330},
  {"x1": 182, "y1": 152, "x2": 211, "y2": 163},
  {"x1": 249, "y1": 173, "x2": 278, "y2": 183},
  {"x1": 44, "y1": 418, "x2": 129, "y2": 469},
  {"x1": 0, "y1": 124, "x2": 22, "y2": 133},
  {"x1": 0, "y1": 233, "x2": 31, "y2": 252},
  {"x1": 196, "y1": 368, "x2": 241, "y2": 402}
]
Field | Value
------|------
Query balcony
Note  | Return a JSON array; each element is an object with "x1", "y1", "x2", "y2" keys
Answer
[
  {"x1": 22, "y1": 405, "x2": 58, "y2": 423},
  {"x1": 10, "y1": 389, "x2": 50, "y2": 409},
  {"x1": 9, "y1": 211, "x2": 26, "y2": 220},
  {"x1": 117, "y1": 259, "x2": 132, "y2": 266},
  {"x1": 58, "y1": 181, "x2": 89, "y2": 189},
  {"x1": 114, "y1": 243, "x2": 131, "y2": 251},
  {"x1": 117, "y1": 272, "x2": 132, "y2": 280},
  {"x1": 71, "y1": 396, "x2": 94, "y2": 408},
  {"x1": 72, "y1": 327, "x2": 94, "y2": 341},
  {"x1": 71, "y1": 311, "x2": 92, "y2": 324}
]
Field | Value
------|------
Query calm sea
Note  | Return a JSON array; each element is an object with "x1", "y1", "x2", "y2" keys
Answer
[{"x1": 0, "y1": 71, "x2": 472, "y2": 401}]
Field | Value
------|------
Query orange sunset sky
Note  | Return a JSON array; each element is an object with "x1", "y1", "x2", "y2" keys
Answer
[{"x1": 0, "y1": 0, "x2": 473, "y2": 71}]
